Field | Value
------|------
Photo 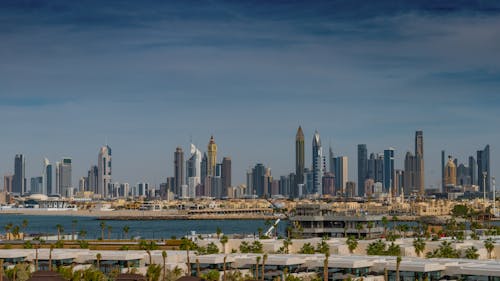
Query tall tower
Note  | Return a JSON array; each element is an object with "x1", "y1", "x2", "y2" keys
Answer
[
  {"x1": 383, "y1": 148, "x2": 395, "y2": 193},
  {"x1": 357, "y1": 144, "x2": 368, "y2": 197},
  {"x1": 312, "y1": 131, "x2": 323, "y2": 195},
  {"x1": 441, "y1": 150, "x2": 445, "y2": 192},
  {"x1": 295, "y1": 126, "x2": 305, "y2": 197},
  {"x1": 415, "y1": 130, "x2": 425, "y2": 195},
  {"x1": 13, "y1": 154, "x2": 26, "y2": 195},
  {"x1": 43, "y1": 158, "x2": 52, "y2": 195},
  {"x1": 98, "y1": 145, "x2": 112, "y2": 198},
  {"x1": 57, "y1": 158, "x2": 72, "y2": 197},
  {"x1": 207, "y1": 136, "x2": 217, "y2": 176},
  {"x1": 477, "y1": 145, "x2": 490, "y2": 194},
  {"x1": 222, "y1": 157, "x2": 232, "y2": 196},
  {"x1": 186, "y1": 144, "x2": 201, "y2": 198},
  {"x1": 444, "y1": 156, "x2": 457, "y2": 187},
  {"x1": 174, "y1": 146, "x2": 184, "y2": 196}
]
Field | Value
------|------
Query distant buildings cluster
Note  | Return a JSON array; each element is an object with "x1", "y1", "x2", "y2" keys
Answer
[{"x1": 1, "y1": 129, "x2": 493, "y2": 201}]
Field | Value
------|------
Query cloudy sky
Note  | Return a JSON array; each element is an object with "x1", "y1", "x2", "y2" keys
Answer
[{"x1": 1, "y1": 0, "x2": 499, "y2": 189}]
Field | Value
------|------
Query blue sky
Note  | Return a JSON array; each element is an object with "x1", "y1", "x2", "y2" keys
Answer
[{"x1": 1, "y1": 0, "x2": 500, "y2": 188}]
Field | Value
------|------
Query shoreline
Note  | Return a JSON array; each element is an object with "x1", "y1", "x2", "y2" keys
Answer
[{"x1": 0, "y1": 209, "x2": 281, "y2": 220}]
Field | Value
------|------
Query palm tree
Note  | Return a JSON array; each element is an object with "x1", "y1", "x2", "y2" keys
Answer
[
  {"x1": 99, "y1": 222, "x2": 106, "y2": 240},
  {"x1": 283, "y1": 238, "x2": 292, "y2": 254},
  {"x1": 123, "y1": 225, "x2": 130, "y2": 240},
  {"x1": 196, "y1": 258, "x2": 200, "y2": 277},
  {"x1": 96, "y1": 253, "x2": 102, "y2": 271},
  {"x1": 0, "y1": 259, "x2": 3, "y2": 281},
  {"x1": 413, "y1": 237, "x2": 426, "y2": 257},
  {"x1": 395, "y1": 256, "x2": 401, "y2": 281},
  {"x1": 11, "y1": 225, "x2": 20, "y2": 240},
  {"x1": 56, "y1": 224, "x2": 64, "y2": 241},
  {"x1": 216, "y1": 227, "x2": 222, "y2": 239},
  {"x1": 162, "y1": 250, "x2": 167, "y2": 281},
  {"x1": 223, "y1": 256, "x2": 227, "y2": 281},
  {"x1": 4, "y1": 222, "x2": 13, "y2": 240},
  {"x1": 107, "y1": 226, "x2": 112, "y2": 240},
  {"x1": 261, "y1": 254, "x2": 267, "y2": 281},
  {"x1": 220, "y1": 235, "x2": 228, "y2": 254},
  {"x1": 356, "y1": 222, "x2": 363, "y2": 239},
  {"x1": 21, "y1": 219, "x2": 28, "y2": 240},
  {"x1": 367, "y1": 221, "x2": 374, "y2": 239},
  {"x1": 257, "y1": 227, "x2": 263, "y2": 238},
  {"x1": 381, "y1": 216, "x2": 389, "y2": 237},
  {"x1": 346, "y1": 236, "x2": 358, "y2": 254},
  {"x1": 79, "y1": 230, "x2": 87, "y2": 240},
  {"x1": 49, "y1": 245, "x2": 54, "y2": 271},
  {"x1": 484, "y1": 238, "x2": 495, "y2": 259},
  {"x1": 71, "y1": 219, "x2": 77, "y2": 241},
  {"x1": 255, "y1": 256, "x2": 261, "y2": 281},
  {"x1": 465, "y1": 246, "x2": 479, "y2": 259},
  {"x1": 323, "y1": 252, "x2": 330, "y2": 281}
]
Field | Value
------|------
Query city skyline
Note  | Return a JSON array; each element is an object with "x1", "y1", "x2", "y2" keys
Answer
[{"x1": 1, "y1": 1, "x2": 499, "y2": 188}]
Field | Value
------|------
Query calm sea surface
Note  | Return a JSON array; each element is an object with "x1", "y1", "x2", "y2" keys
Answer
[{"x1": 0, "y1": 214, "x2": 287, "y2": 239}]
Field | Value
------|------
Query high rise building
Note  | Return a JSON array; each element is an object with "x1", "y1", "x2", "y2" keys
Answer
[
  {"x1": 43, "y1": 158, "x2": 52, "y2": 195},
  {"x1": 403, "y1": 152, "x2": 416, "y2": 196},
  {"x1": 3, "y1": 175, "x2": 13, "y2": 193},
  {"x1": 367, "y1": 153, "x2": 384, "y2": 183},
  {"x1": 30, "y1": 177, "x2": 43, "y2": 194},
  {"x1": 322, "y1": 172, "x2": 335, "y2": 196},
  {"x1": 207, "y1": 136, "x2": 217, "y2": 176},
  {"x1": 295, "y1": 126, "x2": 305, "y2": 198},
  {"x1": 334, "y1": 156, "x2": 348, "y2": 195},
  {"x1": 174, "y1": 146, "x2": 184, "y2": 196},
  {"x1": 415, "y1": 130, "x2": 425, "y2": 195},
  {"x1": 221, "y1": 157, "x2": 232, "y2": 197},
  {"x1": 98, "y1": 145, "x2": 112, "y2": 198},
  {"x1": 357, "y1": 144, "x2": 368, "y2": 197},
  {"x1": 252, "y1": 163, "x2": 266, "y2": 197},
  {"x1": 383, "y1": 148, "x2": 395, "y2": 193},
  {"x1": 477, "y1": 145, "x2": 490, "y2": 194},
  {"x1": 186, "y1": 144, "x2": 201, "y2": 179},
  {"x1": 87, "y1": 165, "x2": 98, "y2": 193},
  {"x1": 441, "y1": 150, "x2": 445, "y2": 192},
  {"x1": 201, "y1": 153, "x2": 208, "y2": 181},
  {"x1": 56, "y1": 158, "x2": 72, "y2": 197},
  {"x1": 13, "y1": 154, "x2": 26, "y2": 195},
  {"x1": 312, "y1": 131, "x2": 323, "y2": 195},
  {"x1": 444, "y1": 156, "x2": 457, "y2": 187},
  {"x1": 246, "y1": 168, "x2": 253, "y2": 196},
  {"x1": 469, "y1": 156, "x2": 477, "y2": 186}
]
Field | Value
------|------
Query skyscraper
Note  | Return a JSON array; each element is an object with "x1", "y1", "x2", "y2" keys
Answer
[
  {"x1": 441, "y1": 150, "x2": 445, "y2": 192},
  {"x1": 3, "y1": 175, "x2": 13, "y2": 193},
  {"x1": 207, "y1": 136, "x2": 217, "y2": 176},
  {"x1": 57, "y1": 158, "x2": 72, "y2": 197},
  {"x1": 98, "y1": 145, "x2": 112, "y2": 198},
  {"x1": 13, "y1": 154, "x2": 26, "y2": 195},
  {"x1": 186, "y1": 144, "x2": 201, "y2": 198},
  {"x1": 295, "y1": 126, "x2": 305, "y2": 198},
  {"x1": 444, "y1": 156, "x2": 457, "y2": 187},
  {"x1": 334, "y1": 156, "x2": 348, "y2": 195},
  {"x1": 43, "y1": 158, "x2": 52, "y2": 195},
  {"x1": 469, "y1": 156, "x2": 477, "y2": 186},
  {"x1": 252, "y1": 163, "x2": 266, "y2": 197},
  {"x1": 404, "y1": 152, "x2": 416, "y2": 196},
  {"x1": 312, "y1": 131, "x2": 323, "y2": 195},
  {"x1": 88, "y1": 165, "x2": 98, "y2": 193},
  {"x1": 174, "y1": 146, "x2": 184, "y2": 196},
  {"x1": 383, "y1": 148, "x2": 395, "y2": 193},
  {"x1": 357, "y1": 144, "x2": 368, "y2": 196},
  {"x1": 415, "y1": 130, "x2": 425, "y2": 195},
  {"x1": 477, "y1": 145, "x2": 490, "y2": 194},
  {"x1": 221, "y1": 157, "x2": 232, "y2": 196}
]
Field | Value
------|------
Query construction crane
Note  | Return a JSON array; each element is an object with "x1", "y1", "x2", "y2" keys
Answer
[{"x1": 264, "y1": 218, "x2": 281, "y2": 238}]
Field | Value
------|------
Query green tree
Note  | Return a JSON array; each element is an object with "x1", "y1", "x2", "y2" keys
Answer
[
  {"x1": 21, "y1": 219, "x2": 28, "y2": 240},
  {"x1": 4, "y1": 222, "x2": 13, "y2": 240},
  {"x1": 202, "y1": 270, "x2": 221, "y2": 281},
  {"x1": 426, "y1": 241, "x2": 460, "y2": 258},
  {"x1": 96, "y1": 253, "x2": 102, "y2": 271},
  {"x1": 356, "y1": 222, "x2": 364, "y2": 239},
  {"x1": 367, "y1": 221, "x2": 374, "y2": 238},
  {"x1": 139, "y1": 240, "x2": 159, "y2": 264},
  {"x1": 56, "y1": 224, "x2": 64, "y2": 241},
  {"x1": 12, "y1": 225, "x2": 20, "y2": 240},
  {"x1": 381, "y1": 216, "x2": 389, "y2": 237},
  {"x1": 367, "y1": 240, "x2": 386, "y2": 255},
  {"x1": 99, "y1": 221, "x2": 106, "y2": 240},
  {"x1": 162, "y1": 250, "x2": 168, "y2": 281},
  {"x1": 220, "y1": 235, "x2": 229, "y2": 254},
  {"x1": 413, "y1": 237, "x2": 426, "y2": 257},
  {"x1": 465, "y1": 246, "x2": 479, "y2": 259},
  {"x1": 316, "y1": 239, "x2": 330, "y2": 255},
  {"x1": 123, "y1": 225, "x2": 130, "y2": 240},
  {"x1": 346, "y1": 236, "x2": 358, "y2": 254},
  {"x1": 484, "y1": 238, "x2": 495, "y2": 259},
  {"x1": 206, "y1": 242, "x2": 220, "y2": 254},
  {"x1": 216, "y1": 227, "x2": 222, "y2": 239},
  {"x1": 299, "y1": 243, "x2": 315, "y2": 254},
  {"x1": 79, "y1": 229, "x2": 87, "y2": 240},
  {"x1": 395, "y1": 256, "x2": 402, "y2": 281},
  {"x1": 146, "y1": 264, "x2": 162, "y2": 281}
]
